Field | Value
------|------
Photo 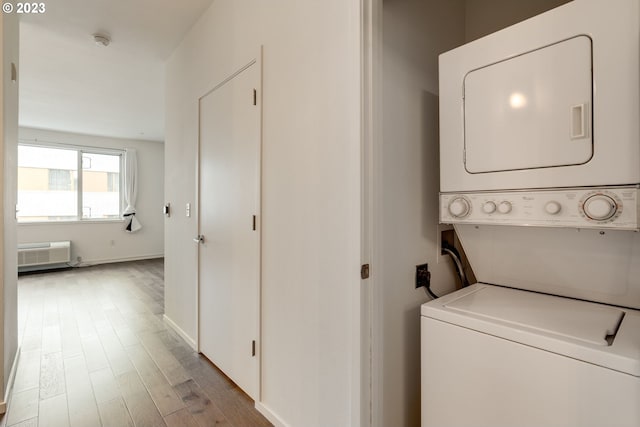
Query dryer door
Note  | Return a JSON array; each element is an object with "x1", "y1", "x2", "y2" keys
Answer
[{"x1": 464, "y1": 35, "x2": 593, "y2": 174}]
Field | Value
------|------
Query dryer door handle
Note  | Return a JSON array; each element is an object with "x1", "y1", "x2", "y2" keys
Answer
[{"x1": 571, "y1": 103, "x2": 588, "y2": 139}]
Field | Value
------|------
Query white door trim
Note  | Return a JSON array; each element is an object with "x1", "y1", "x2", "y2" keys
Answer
[{"x1": 361, "y1": 0, "x2": 383, "y2": 426}]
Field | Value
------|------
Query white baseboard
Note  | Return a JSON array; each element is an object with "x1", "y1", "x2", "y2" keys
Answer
[
  {"x1": 163, "y1": 315, "x2": 197, "y2": 351},
  {"x1": 0, "y1": 346, "x2": 21, "y2": 414},
  {"x1": 255, "y1": 402, "x2": 290, "y2": 427},
  {"x1": 76, "y1": 253, "x2": 164, "y2": 267}
]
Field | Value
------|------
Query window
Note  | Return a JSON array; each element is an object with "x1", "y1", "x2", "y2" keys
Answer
[
  {"x1": 48, "y1": 169, "x2": 73, "y2": 191},
  {"x1": 18, "y1": 144, "x2": 122, "y2": 222},
  {"x1": 81, "y1": 152, "x2": 121, "y2": 220}
]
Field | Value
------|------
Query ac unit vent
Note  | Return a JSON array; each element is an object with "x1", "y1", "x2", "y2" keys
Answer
[{"x1": 18, "y1": 241, "x2": 71, "y2": 268}]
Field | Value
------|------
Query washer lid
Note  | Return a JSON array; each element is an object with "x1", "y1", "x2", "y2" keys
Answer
[
  {"x1": 422, "y1": 284, "x2": 640, "y2": 377},
  {"x1": 444, "y1": 285, "x2": 623, "y2": 346}
]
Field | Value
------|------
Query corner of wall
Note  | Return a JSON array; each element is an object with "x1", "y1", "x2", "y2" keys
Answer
[
  {"x1": 162, "y1": 314, "x2": 197, "y2": 351},
  {"x1": 0, "y1": 346, "x2": 20, "y2": 414},
  {"x1": 2, "y1": 8, "x2": 20, "y2": 400}
]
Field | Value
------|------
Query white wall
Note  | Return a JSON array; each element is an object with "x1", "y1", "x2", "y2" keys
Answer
[
  {"x1": 465, "y1": 0, "x2": 571, "y2": 41},
  {"x1": 164, "y1": 2, "x2": 361, "y2": 427},
  {"x1": 17, "y1": 128, "x2": 164, "y2": 265},
  {"x1": 2, "y1": 10, "x2": 19, "y2": 408},
  {"x1": 380, "y1": 1, "x2": 465, "y2": 426}
]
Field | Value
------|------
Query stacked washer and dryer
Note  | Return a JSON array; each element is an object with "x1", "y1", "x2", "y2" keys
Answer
[{"x1": 421, "y1": 0, "x2": 640, "y2": 426}]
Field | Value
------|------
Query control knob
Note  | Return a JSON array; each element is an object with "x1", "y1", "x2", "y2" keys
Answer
[
  {"x1": 482, "y1": 201, "x2": 496, "y2": 214},
  {"x1": 583, "y1": 195, "x2": 618, "y2": 221},
  {"x1": 544, "y1": 201, "x2": 562, "y2": 215},
  {"x1": 448, "y1": 197, "x2": 471, "y2": 218},
  {"x1": 497, "y1": 201, "x2": 512, "y2": 214}
]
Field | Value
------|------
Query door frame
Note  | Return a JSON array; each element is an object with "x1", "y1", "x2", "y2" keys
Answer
[
  {"x1": 195, "y1": 47, "x2": 263, "y2": 400},
  {"x1": 361, "y1": 0, "x2": 382, "y2": 426}
]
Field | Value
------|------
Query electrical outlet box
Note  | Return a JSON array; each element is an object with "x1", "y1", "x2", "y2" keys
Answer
[
  {"x1": 437, "y1": 224, "x2": 454, "y2": 264},
  {"x1": 416, "y1": 263, "x2": 431, "y2": 289}
]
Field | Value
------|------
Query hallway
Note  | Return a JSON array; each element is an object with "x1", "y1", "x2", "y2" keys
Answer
[{"x1": 2, "y1": 259, "x2": 271, "y2": 427}]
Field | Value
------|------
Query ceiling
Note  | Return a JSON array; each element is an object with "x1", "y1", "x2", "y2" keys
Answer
[{"x1": 19, "y1": 0, "x2": 214, "y2": 142}]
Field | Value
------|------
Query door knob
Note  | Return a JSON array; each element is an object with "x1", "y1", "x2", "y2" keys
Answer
[{"x1": 193, "y1": 235, "x2": 205, "y2": 244}]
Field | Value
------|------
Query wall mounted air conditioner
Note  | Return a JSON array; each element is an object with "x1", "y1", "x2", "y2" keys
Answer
[{"x1": 18, "y1": 241, "x2": 71, "y2": 268}]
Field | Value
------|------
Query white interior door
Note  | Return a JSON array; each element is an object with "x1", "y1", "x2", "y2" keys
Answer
[{"x1": 197, "y1": 60, "x2": 261, "y2": 400}]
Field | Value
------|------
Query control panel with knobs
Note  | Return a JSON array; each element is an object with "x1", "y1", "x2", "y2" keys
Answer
[{"x1": 440, "y1": 186, "x2": 639, "y2": 230}]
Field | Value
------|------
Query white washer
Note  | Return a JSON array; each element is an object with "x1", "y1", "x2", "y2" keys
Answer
[{"x1": 421, "y1": 284, "x2": 640, "y2": 427}]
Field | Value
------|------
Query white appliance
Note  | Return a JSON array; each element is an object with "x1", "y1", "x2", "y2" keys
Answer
[
  {"x1": 422, "y1": 285, "x2": 640, "y2": 427},
  {"x1": 439, "y1": 0, "x2": 640, "y2": 192},
  {"x1": 423, "y1": 0, "x2": 640, "y2": 426},
  {"x1": 17, "y1": 241, "x2": 71, "y2": 268}
]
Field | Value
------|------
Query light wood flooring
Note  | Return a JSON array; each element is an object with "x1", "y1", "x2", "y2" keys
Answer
[{"x1": 1, "y1": 259, "x2": 272, "y2": 427}]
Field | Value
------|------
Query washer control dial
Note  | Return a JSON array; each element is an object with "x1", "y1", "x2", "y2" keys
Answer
[
  {"x1": 482, "y1": 201, "x2": 496, "y2": 214},
  {"x1": 497, "y1": 201, "x2": 512, "y2": 214},
  {"x1": 448, "y1": 197, "x2": 471, "y2": 218},
  {"x1": 583, "y1": 195, "x2": 618, "y2": 221},
  {"x1": 544, "y1": 201, "x2": 562, "y2": 215}
]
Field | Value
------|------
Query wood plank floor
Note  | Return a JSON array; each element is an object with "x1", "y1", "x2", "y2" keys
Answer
[{"x1": 1, "y1": 259, "x2": 272, "y2": 427}]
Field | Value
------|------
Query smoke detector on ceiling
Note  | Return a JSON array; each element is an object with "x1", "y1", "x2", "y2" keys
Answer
[{"x1": 93, "y1": 33, "x2": 111, "y2": 47}]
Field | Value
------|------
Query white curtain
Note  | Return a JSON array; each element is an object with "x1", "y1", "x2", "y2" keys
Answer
[{"x1": 123, "y1": 148, "x2": 142, "y2": 232}]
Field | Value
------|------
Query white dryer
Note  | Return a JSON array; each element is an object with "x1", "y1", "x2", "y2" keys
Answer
[
  {"x1": 424, "y1": 0, "x2": 640, "y2": 426},
  {"x1": 439, "y1": 0, "x2": 640, "y2": 192}
]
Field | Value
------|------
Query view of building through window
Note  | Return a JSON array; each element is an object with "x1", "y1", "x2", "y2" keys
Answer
[{"x1": 17, "y1": 145, "x2": 122, "y2": 222}]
